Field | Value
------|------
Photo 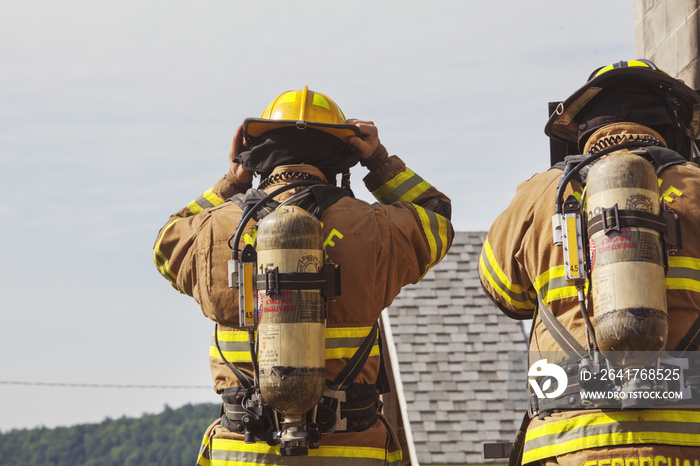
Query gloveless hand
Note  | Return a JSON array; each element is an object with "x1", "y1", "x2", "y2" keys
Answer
[
  {"x1": 229, "y1": 124, "x2": 253, "y2": 184},
  {"x1": 347, "y1": 119, "x2": 380, "y2": 159}
]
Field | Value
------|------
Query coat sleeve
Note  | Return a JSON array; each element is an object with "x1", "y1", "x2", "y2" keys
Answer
[
  {"x1": 362, "y1": 145, "x2": 454, "y2": 304},
  {"x1": 478, "y1": 172, "x2": 559, "y2": 320},
  {"x1": 153, "y1": 171, "x2": 251, "y2": 293}
]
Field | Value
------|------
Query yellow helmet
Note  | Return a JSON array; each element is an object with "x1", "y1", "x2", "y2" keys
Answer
[{"x1": 243, "y1": 86, "x2": 360, "y2": 142}]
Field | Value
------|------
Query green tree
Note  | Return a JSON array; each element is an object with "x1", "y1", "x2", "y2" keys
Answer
[{"x1": 0, "y1": 403, "x2": 219, "y2": 466}]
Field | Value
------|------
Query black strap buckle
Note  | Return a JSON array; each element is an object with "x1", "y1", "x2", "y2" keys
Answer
[
  {"x1": 527, "y1": 393, "x2": 539, "y2": 418},
  {"x1": 602, "y1": 203, "x2": 621, "y2": 234},
  {"x1": 265, "y1": 267, "x2": 280, "y2": 296}
]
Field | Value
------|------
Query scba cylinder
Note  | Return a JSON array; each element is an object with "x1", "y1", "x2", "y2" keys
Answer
[
  {"x1": 255, "y1": 206, "x2": 326, "y2": 416},
  {"x1": 586, "y1": 152, "x2": 667, "y2": 368}
]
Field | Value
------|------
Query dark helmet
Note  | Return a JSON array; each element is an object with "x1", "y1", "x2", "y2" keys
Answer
[{"x1": 545, "y1": 59, "x2": 700, "y2": 158}]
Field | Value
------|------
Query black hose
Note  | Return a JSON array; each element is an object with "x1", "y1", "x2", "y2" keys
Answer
[
  {"x1": 554, "y1": 141, "x2": 658, "y2": 214},
  {"x1": 228, "y1": 180, "x2": 323, "y2": 259}
]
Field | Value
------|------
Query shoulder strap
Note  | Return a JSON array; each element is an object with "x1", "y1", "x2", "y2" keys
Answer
[
  {"x1": 536, "y1": 295, "x2": 587, "y2": 359},
  {"x1": 328, "y1": 322, "x2": 382, "y2": 391},
  {"x1": 643, "y1": 146, "x2": 687, "y2": 174},
  {"x1": 290, "y1": 185, "x2": 352, "y2": 219},
  {"x1": 229, "y1": 188, "x2": 280, "y2": 222},
  {"x1": 676, "y1": 316, "x2": 700, "y2": 354},
  {"x1": 214, "y1": 324, "x2": 254, "y2": 389}
]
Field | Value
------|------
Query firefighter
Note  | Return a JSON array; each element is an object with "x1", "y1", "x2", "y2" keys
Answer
[
  {"x1": 479, "y1": 60, "x2": 700, "y2": 465},
  {"x1": 154, "y1": 86, "x2": 453, "y2": 465}
]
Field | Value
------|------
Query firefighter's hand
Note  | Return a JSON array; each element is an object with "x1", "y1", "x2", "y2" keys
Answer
[
  {"x1": 347, "y1": 119, "x2": 379, "y2": 159},
  {"x1": 229, "y1": 124, "x2": 253, "y2": 184}
]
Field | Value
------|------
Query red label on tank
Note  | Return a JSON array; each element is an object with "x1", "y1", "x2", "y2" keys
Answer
[
  {"x1": 598, "y1": 227, "x2": 637, "y2": 254},
  {"x1": 259, "y1": 290, "x2": 296, "y2": 313}
]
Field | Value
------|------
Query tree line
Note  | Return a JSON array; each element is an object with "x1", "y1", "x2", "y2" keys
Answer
[{"x1": 0, "y1": 403, "x2": 220, "y2": 465}]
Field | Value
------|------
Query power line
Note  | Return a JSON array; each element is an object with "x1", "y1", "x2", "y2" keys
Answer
[{"x1": 0, "y1": 381, "x2": 211, "y2": 389}]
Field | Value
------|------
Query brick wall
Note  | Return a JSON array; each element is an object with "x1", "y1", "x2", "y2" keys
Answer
[{"x1": 634, "y1": 0, "x2": 700, "y2": 89}]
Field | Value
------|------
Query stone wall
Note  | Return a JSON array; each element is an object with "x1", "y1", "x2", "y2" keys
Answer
[{"x1": 634, "y1": 0, "x2": 700, "y2": 89}]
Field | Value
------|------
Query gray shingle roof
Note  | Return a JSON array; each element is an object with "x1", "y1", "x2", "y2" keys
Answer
[{"x1": 386, "y1": 231, "x2": 528, "y2": 465}]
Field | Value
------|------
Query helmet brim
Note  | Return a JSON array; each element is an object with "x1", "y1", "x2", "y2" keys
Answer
[
  {"x1": 545, "y1": 67, "x2": 700, "y2": 145},
  {"x1": 243, "y1": 118, "x2": 362, "y2": 142}
]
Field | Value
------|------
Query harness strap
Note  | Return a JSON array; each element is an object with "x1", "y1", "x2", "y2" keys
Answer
[
  {"x1": 229, "y1": 189, "x2": 280, "y2": 222},
  {"x1": 220, "y1": 384, "x2": 379, "y2": 436},
  {"x1": 536, "y1": 295, "x2": 586, "y2": 359},
  {"x1": 587, "y1": 205, "x2": 682, "y2": 248},
  {"x1": 316, "y1": 384, "x2": 379, "y2": 433},
  {"x1": 375, "y1": 322, "x2": 391, "y2": 394},
  {"x1": 328, "y1": 321, "x2": 381, "y2": 391},
  {"x1": 256, "y1": 264, "x2": 340, "y2": 298},
  {"x1": 508, "y1": 412, "x2": 530, "y2": 466},
  {"x1": 677, "y1": 316, "x2": 700, "y2": 354},
  {"x1": 214, "y1": 324, "x2": 254, "y2": 389}
]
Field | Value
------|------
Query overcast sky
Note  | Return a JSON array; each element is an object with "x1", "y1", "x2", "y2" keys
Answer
[{"x1": 0, "y1": 1, "x2": 635, "y2": 432}]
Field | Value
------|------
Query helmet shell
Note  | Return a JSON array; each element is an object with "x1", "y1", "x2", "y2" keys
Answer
[
  {"x1": 243, "y1": 86, "x2": 360, "y2": 142},
  {"x1": 545, "y1": 60, "x2": 700, "y2": 146}
]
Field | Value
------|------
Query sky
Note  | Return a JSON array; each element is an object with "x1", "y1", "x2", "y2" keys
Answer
[{"x1": 0, "y1": 0, "x2": 635, "y2": 432}]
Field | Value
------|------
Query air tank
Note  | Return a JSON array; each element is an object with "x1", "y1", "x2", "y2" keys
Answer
[
  {"x1": 586, "y1": 152, "x2": 667, "y2": 368},
  {"x1": 255, "y1": 206, "x2": 326, "y2": 431}
]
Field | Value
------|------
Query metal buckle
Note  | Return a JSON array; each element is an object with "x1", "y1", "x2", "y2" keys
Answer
[
  {"x1": 265, "y1": 267, "x2": 279, "y2": 296},
  {"x1": 527, "y1": 393, "x2": 539, "y2": 418},
  {"x1": 322, "y1": 389, "x2": 347, "y2": 433},
  {"x1": 659, "y1": 355, "x2": 692, "y2": 401},
  {"x1": 602, "y1": 204, "x2": 621, "y2": 234}
]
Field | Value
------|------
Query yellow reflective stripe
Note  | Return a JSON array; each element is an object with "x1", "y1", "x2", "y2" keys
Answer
[
  {"x1": 479, "y1": 261, "x2": 535, "y2": 310},
  {"x1": 592, "y1": 60, "x2": 655, "y2": 79},
  {"x1": 312, "y1": 93, "x2": 331, "y2": 111},
  {"x1": 526, "y1": 410, "x2": 697, "y2": 439},
  {"x1": 413, "y1": 205, "x2": 449, "y2": 274},
  {"x1": 482, "y1": 239, "x2": 527, "y2": 294},
  {"x1": 480, "y1": 239, "x2": 535, "y2": 309},
  {"x1": 209, "y1": 346, "x2": 250, "y2": 362},
  {"x1": 326, "y1": 327, "x2": 372, "y2": 338},
  {"x1": 405, "y1": 182, "x2": 431, "y2": 202},
  {"x1": 372, "y1": 168, "x2": 414, "y2": 200},
  {"x1": 278, "y1": 91, "x2": 298, "y2": 105},
  {"x1": 524, "y1": 432, "x2": 700, "y2": 463},
  {"x1": 210, "y1": 329, "x2": 252, "y2": 363},
  {"x1": 215, "y1": 330, "x2": 249, "y2": 342},
  {"x1": 204, "y1": 188, "x2": 225, "y2": 206},
  {"x1": 187, "y1": 202, "x2": 204, "y2": 215},
  {"x1": 153, "y1": 218, "x2": 183, "y2": 288},
  {"x1": 206, "y1": 438, "x2": 401, "y2": 461},
  {"x1": 479, "y1": 241, "x2": 536, "y2": 310},
  {"x1": 326, "y1": 345, "x2": 380, "y2": 359},
  {"x1": 534, "y1": 265, "x2": 579, "y2": 303},
  {"x1": 209, "y1": 327, "x2": 380, "y2": 362},
  {"x1": 535, "y1": 257, "x2": 700, "y2": 302},
  {"x1": 187, "y1": 188, "x2": 226, "y2": 215},
  {"x1": 372, "y1": 168, "x2": 430, "y2": 204},
  {"x1": 667, "y1": 256, "x2": 700, "y2": 292},
  {"x1": 398, "y1": 180, "x2": 431, "y2": 203},
  {"x1": 668, "y1": 256, "x2": 700, "y2": 270},
  {"x1": 522, "y1": 410, "x2": 700, "y2": 463},
  {"x1": 326, "y1": 326, "x2": 380, "y2": 358},
  {"x1": 667, "y1": 278, "x2": 700, "y2": 293}
]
